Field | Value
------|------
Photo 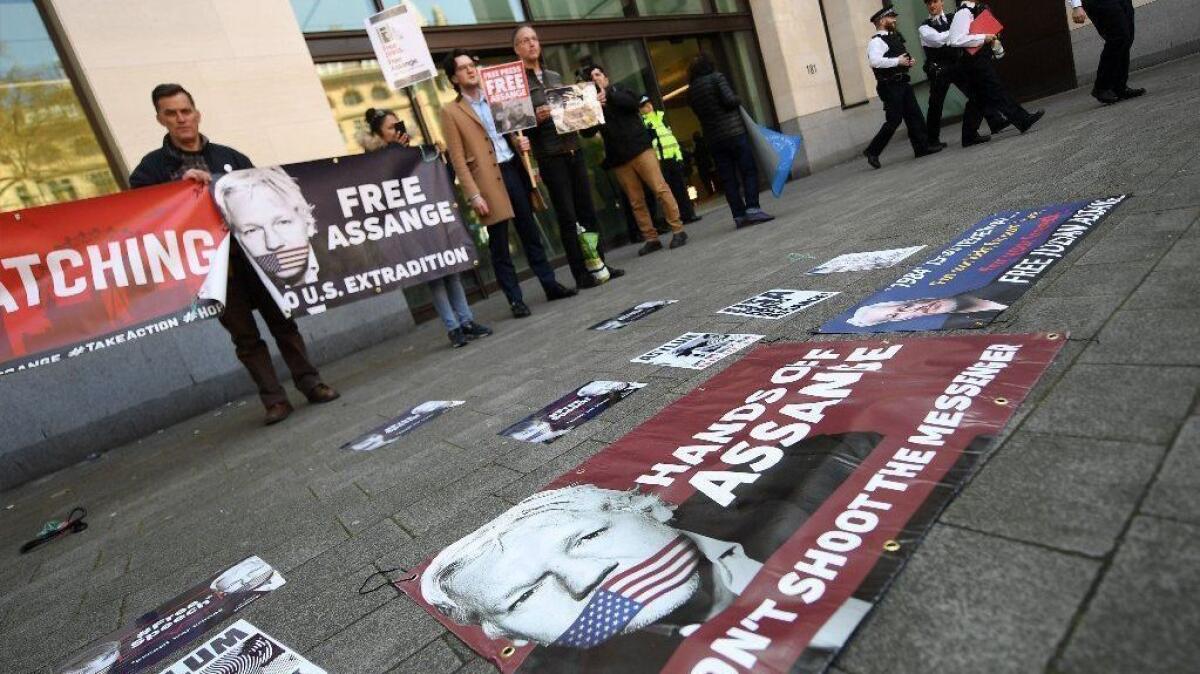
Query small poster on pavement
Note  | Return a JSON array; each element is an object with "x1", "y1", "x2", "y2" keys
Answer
[
  {"x1": 157, "y1": 620, "x2": 326, "y2": 674},
  {"x1": 546, "y1": 83, "x2": 605, "y2": 134},
  {"x1": 500, "y1": 381, "x2": 646, "y2": 444},
  {"x1": 342, "y1": 401, "x2": 465, "y2": 451},
  {"x1": 479, "y1": 62, "x2": 537, "y2": 134},
  {"x1": 365, "y1": 4, "x2": 436, "y2": 90},
  {"x1": 632, "y1": 332, "x2": 764, "y2": 370},
  {"x1": 806, "y1": 246, "x2": 926, "y2": 274},
  {"x1": 589, "y1": 300, "x2": 677, "y2": 331},
  {"x1": 718, "y1": 289, "x2": 839, "y2": 320}
]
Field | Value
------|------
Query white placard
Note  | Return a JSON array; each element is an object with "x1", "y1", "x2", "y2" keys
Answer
[
  {"x1": 365, "y1": 4, "x2": 436, "y2": 90},
  {"x1": 806, "y1": 246, "x2": 926, "y2": 274}
]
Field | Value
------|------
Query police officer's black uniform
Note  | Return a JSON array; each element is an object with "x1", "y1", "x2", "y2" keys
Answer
[{"x1": 862, "y1": 7, "x2": 941, "y2": 168}]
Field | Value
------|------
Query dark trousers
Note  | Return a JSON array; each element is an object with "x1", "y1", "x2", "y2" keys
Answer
[
  {"x1": 537, "y1": 150, "x2": 604, "y2": 284},
  {"x1": 1083, "y1": 0, "x2": 1135, "y2": 93},
  {"x1": 660, "y1": 157, "x2": 697, "y2": 221},
  {"x1": 962, "y1": 54, "x2": 1034, "y2": 136},
  {"x1": 926, "y1": 63, "x2": 1007, "y2": 143},
  {"x1": 710, "y1": 133, "x2": 760, "y2": 219},
  {"x1": 218, "y1": 252, "x2": 320, "y2": 408},
  {"x1": 866, "y1": 78, "x2": 929, "y2": 157},
  {"x1": 491, "y1": 159, "x2": 558, "y2": 304}
]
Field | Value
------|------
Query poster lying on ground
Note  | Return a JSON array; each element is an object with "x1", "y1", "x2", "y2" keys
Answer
[
  {"x1": 590, "y1": 300, "x2": 676, "y2": 331},
  {"x1": 806, "y1": 246, "x2": 926, "y2": 275},
  {"x1": 365, "y1": 3, "x2": 436, "y2": 90},
  {"x1": 479, "y1": 62, "x2": 537, "y2": 134},
  {"x1": 719, "y1": 289, "x2": 839, "y2": 320},
  {"x1": 214, "y1": 146, "x2": 477, "y2": 318},
  {"x1": 546, "y1": 84, "x2": 604, "y2": 134},
  {"x1": 342, "y1": 400, "x2": 465, "y2": 451},
  {"x1": 500, "y1": 381, "x2": 646, "y2": 444},
  {"x1": 632, "y1": 332, "x2": 764, "y2": 370},
  {"x1": 158, "y1": 620, "x2": 326, "y2": 674},
  {"x1": 398, "y1": 333, "x2": 1065, "y2": 673},
  {"x1": 819, "y1": 196, "x2": 1127, "y2": 333},
  {"x1": 57, "y1": 556, "x2": 285, "y2": 674},
  {"x1": 0, "y1": 181, "x2": 228, "y2": 378}
]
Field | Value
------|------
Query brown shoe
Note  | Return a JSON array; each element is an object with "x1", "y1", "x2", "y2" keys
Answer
[
  {"x1": 264, "y1": 402, "x2": 293, "y2": 425},
  {"x1": 305, "y1": 383, "x2": 341, "y2": 404}
]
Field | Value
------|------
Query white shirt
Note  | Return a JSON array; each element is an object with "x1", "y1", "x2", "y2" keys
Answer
[
  {"x1": 1067, "y1": 0, "x2": 1082, "y2": 7},
  {"x1": 948, "y1": 3, "x2": 987, "y2": 49},
  {"x1": 918, "y1": 12, "x2": 953, "y2": 48},
  {"x1": 462, "y1": 89, "x2": 515, "y2": 164},
  {"x1": 866, "y1": 30, "x2": 902, "y2": 69}
]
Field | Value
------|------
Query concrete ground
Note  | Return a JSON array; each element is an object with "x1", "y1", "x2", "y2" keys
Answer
[{"x1": 2, "y1": 54, "x2": 1199, "y2": 674}]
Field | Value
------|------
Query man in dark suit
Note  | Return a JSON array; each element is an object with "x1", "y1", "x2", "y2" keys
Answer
[{"x1": 1070, "y1": 0, "x2": 1145, "y2": 105}]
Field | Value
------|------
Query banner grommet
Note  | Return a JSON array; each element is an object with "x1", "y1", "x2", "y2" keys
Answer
[
  {"x1": 1046, "y1": 332, "x2": 1061, "y2": 341},
  {"x1": 994, "y1": 397, "x2": 1009, "y2": 406},
  {"x1": 883, "y1": 540, "x2": 901, "y2": 552},
  {"x1": 500, "y1": 646, "x2": 516, "y2": 658}
]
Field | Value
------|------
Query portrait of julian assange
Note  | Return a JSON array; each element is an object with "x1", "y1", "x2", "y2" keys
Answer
[
  {"x1": 214, "y1": 167, "x2": 320, "y2": 287},
  {"x1": 421, "y1": 432, "x2": 886, "y2": 672}
]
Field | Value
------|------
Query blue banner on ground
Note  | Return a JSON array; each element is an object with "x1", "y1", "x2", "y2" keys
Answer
[{"x1": 818, "y1": 196, "x2": 1127, "y2": 333}]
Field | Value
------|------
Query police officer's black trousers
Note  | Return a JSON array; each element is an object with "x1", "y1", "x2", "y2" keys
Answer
[
  {"x1": 926, "y1": 65, "x2": 1008, "y2": 143},
  {"x1": 962, "y1": 55, "x2": 1034, "y2": 136},
  {"x1": 866, "y1": 79, "x2": 928, "y2": 157},
  {"x1": 1083, "y1": 0, "x2": 1135, "y2": 93}
]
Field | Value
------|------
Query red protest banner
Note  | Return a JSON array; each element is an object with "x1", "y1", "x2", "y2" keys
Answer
[
  {"x1": 0, "y1": 181, "x2": 228, "y2": 376},
  {"x1": 398, "y1": 333, "x2": 1065, "y2": 673}
]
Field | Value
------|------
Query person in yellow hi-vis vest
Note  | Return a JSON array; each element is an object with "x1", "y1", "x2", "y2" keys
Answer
[{"x1": 640, "y1": 96, "x2": 701, "y2": 224}]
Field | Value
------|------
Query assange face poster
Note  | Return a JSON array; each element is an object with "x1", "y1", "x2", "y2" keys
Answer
[
  {"x1": 590, "y1": 300, "x2": 676, "y2": 331},
  {"x1": 397, "y1": 333, "x2": 1065, "y2": 673},
  {"x1": 546, "y1": 84, "x2": 605, "y2": 134},
  {"x1": 500, "y1": 381, "x2": 647, "y2": 445},
  {"x1": 479, "y1": 62, "x2": 537, "y2": 134},
  {"x1": 157, "y1": 620, "x2": 326, "y2": 674},
  {"x1": 342, "y1": 400, "x2": 466, "y2": 451},
  {"x1": 806, "y1": 246, "x2": 926, "y2": 275},
  {"x1": 819, "y1": 196, "x2": 1127, "y2": 333},
  {"x1": 719, "y1": 290, "x2": 839, "y2": 320},
  {"x1": 365, "y1": 3, "x2": 436, "y2": 90},
  {"x1": 213, "y1": 146, "x2": 477, "y2": 318},
  {"x1": 633, "y1": 332, "x2": 764, "y2": 370},
  {"x1": 57, "y1": 556, "x2": 284, "y2": 674},
  {"x1": 0, "y1": 181, "x2": 228, "y2": 378}
]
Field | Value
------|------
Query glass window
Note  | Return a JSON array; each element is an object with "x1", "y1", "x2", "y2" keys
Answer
[
  {"x1": 317, "y1": 60, "x2": 424, "y2": 155},
  {"x1": 715, "y1": 0, "x2": 748, "y2": 11},
  {"x1": 635, "y1": 0, "x2": 707, "y2": 16},
  {"x1": 0, "y1": 0, "x2": 117, "y2": 213},
  {"x1": 527, "y1": 0, "x2": 625, "y2": 20},
  {"x1": 290, "y1": 0, "x2": 376, "y2": 33},
  {"x1": 719, "y1": 31, "x2": 776, "y2": 128},
  {"x1": 381, "y1": 0, "x2": 524, "y2": 26}
]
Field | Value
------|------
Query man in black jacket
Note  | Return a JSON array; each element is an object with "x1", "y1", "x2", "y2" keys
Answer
[
  {"x1": 687, "y1": 53, "x2": 773, "y2": 229},
  {"x1": 129, "y1": 84, "x2": 339, "y2": 425},
  {"x1": 580, "y1": 64, "x2": 687, "y2": 256}
]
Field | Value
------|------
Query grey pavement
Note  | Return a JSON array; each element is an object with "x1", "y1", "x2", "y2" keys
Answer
[{"x1": 2, "y1": 54, "x2": 1200, "y2": 674}]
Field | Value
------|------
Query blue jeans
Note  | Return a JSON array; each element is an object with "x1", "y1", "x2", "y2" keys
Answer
[
  {"x1": 428, "y1": 273, "x2": 473, "y2": 330},
  {"x1": 710, "y1": 133, "x2": 760, "y2": 219}
]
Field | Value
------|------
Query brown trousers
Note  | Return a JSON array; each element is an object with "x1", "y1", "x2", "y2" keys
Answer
[
  {"x1": 612, "y1": 148, "x2": 684, "y2": 242},
  {"x1": 218, "y1": 251, "x2": 321, "y2": 408}
]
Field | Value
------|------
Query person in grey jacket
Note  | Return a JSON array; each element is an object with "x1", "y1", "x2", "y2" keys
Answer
[{"x1": 687, "y1": 53, "x2": 773, "y2": 229}]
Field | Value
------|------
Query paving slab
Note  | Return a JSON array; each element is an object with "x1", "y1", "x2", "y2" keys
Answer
[{"x1": 1141, "y1": 416, "x2": 1200, "y2": 524}]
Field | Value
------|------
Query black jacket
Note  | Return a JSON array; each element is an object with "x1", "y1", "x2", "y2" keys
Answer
[
  {"x1": 525, "y1": 67, "x2": 580, "y2": 158},
  {"x1": 128, "y1": 135, "x2": 253, "y2": 188},
  {"x1": 583, "y1": 83, "x2": 652, "y2": 169},
  {"x1": 688, "y1": 71, "x2": 746, "y2": 143}
]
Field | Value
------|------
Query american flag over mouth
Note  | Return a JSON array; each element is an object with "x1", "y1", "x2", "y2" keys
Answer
[
  {"x1": 255, "y1": 247, "x2": 309, "y2": 276},
  {"x1": 553, "y1": 536, "x2": 699, "y2": 649}
]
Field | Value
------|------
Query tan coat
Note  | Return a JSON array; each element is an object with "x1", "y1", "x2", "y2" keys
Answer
[{"x1": 440, "y1": 96, "x2": 520, "y2": 227}]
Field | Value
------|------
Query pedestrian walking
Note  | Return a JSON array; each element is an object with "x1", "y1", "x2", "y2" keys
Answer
[
  {"x1": 640, "y1": 96, "x2": 701, "y2": 223},
  {"x1": 579, "y1": 64, "x2": 688, "y2": 256},
  {"x1": 949, "y1": 1, "x2": 1044, "y2": 137},
  {"x1": 919, "y1": 0, "x2": 1009, "y2": 147},
  {"x1": 129, "y1": 84, "x2": 339, "y2": 425},
  {"x1": 361, "y1": 107, "x2": 492, "y2": 349},
  {"x1": 862, "y1": 6, "x2": 944, "y2": 169},
  {"x1": 1069, "y1": 0, "x2": 1144, "y2": 105},
  {"x1": 438, "y1": 49, "x2": 578, "y2": 319},
  {"x1": 513, "y1": 25, "x2": 624, "y2": 289},
  {"x1": 687, "y1": 53, "x2": 774, "y2": 228}
]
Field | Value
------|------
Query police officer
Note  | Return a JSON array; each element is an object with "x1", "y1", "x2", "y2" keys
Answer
[
  {"x1": 919, "y1": 0, "x2": 1009, "y2": 147},
  {"x1": 640, "y1": 96, "x2": 700, "y2": 224},
  {"x1": 863, "y1": 6, "x2": 943, "y2": 169},
  {"x1": 949, "y1": 1, "x2": 1044, "y2": 137},
  {"x1": 1069, "y1": 0, "x2": 1144, "y2": 105}
]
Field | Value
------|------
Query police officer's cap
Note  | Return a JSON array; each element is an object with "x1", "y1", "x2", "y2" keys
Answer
[{"x1": 870, "y1": 6, "x2": 898, "y2": 23}]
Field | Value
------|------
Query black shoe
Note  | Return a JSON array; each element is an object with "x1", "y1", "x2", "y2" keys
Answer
[
  {"x1": 915, "y1": 144, "x2": 945, "y2": 158},
  {"x1": 1016, "y1": 110, "x2": 1044, "y2": 133},
  {"x1": 989, "y1": 119, "x2": 1012, "y2": 134},
  {"x1": 929, "y1": 141, "x2": 948, "y2": 150},
  {"x1": 608, "y1": 267, "x2": 626, "y2": 279},
  {"x1": 743, "y1": 209, "x2": 775, "y2": 224},
  {"x1": 1092, "y1": 89, "x2": 1120, "y2": 105},
  {"x1": 735, "y1": 216, "x2": 756, "y2": 229},
  {"x1": 461, "y1": 321, "x2": 492, "y2": 338},
  {"x1": 448, "y1": 327, "x2": 468, "y2": 348},
  {"x1": 963, "y1": 134, "x2": 991, "y2": 147},
  {"x1": 863, "y1": 150, "x2": 881, "y2": 169},
  {"x1": 638, "y1": 240, "x2": 663, "y2": 256},
  {"x1": 576, "y1": 275, "x2": 600, "y2": 289},
  {"x1": 545, "y1": 283, "x2": 577, "y2": 301},
  {"x1": 1117, "y1": 86, "x2": 1146, "y2": 100},
  {"x1": 682, "y1": 215, "x2": 703, "y2": 224},
  {"x1": 510, "y1": 301, "x2": 531, "y2": 318},
  {"x1": 669, "y1": 231, "x2": 689, "y2": 249}
]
